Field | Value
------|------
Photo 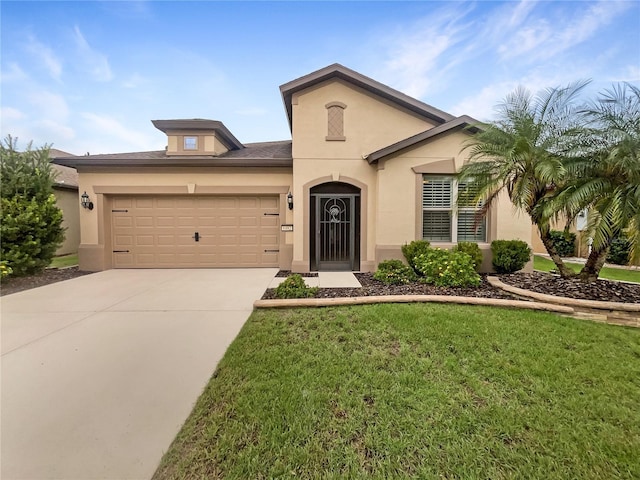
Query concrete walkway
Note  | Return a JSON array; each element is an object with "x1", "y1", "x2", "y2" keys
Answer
[
  {"x1": 1, "y1": 268, "x2": 277, "y2": 480},
  {"x1": 268, "y1": 272, "x2": 362, "y2": 289}
]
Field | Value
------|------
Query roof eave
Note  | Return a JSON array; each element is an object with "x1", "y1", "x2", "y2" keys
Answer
[
  {"x1": 366, "y1": 115, "x2": 481, "y2": 164},
  {"x1": 279, "y1": 64, "x2": 457, "y2": 131},
  {"x1": 52, "y1": 157, "x2": 293, "y2": 168}
]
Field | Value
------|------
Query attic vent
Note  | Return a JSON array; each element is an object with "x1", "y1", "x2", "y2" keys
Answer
[{"x1": 325, "y1": 102, "x2": 346, "y2": 141}]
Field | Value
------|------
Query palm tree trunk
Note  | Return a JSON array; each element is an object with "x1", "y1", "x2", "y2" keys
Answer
[
  {"x1": 538, "y1": 226, "x2": 576, "y2": 278},
  {"x1": 579, "y1": 246, "x2": 608, "y2": 282}
]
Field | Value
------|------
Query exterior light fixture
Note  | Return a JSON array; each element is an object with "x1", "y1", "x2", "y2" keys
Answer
[
  {"x1": 80, "y1": 191, "x2": 94, "y2": 210},
  {"x1": 287, "y1": 192, "x2": 293, "y2": 210}
]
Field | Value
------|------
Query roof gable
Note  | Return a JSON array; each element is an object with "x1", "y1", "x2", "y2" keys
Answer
[
  {"x1": 366, "y1": 115, "x2": 480, "y2": 164},
  {"x1": 151, "y1": 119, "x2": 244, "y2": 151},
  {"x1": 279, "y1": 64, "x2": 455, "y2": 131}
]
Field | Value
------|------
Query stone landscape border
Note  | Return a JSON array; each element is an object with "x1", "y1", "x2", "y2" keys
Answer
[
  {"x1": 486, "y1": 276, "x2": 640, "y2": 312},
  {"x1": 254, "y1": 295, "x2": 574, "y2": 314},
  {"x1": 256, "y1": 277, "x2": 640, "y2": 328}
]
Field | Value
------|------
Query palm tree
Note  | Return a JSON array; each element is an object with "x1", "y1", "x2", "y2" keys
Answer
[
  {"x1": 459, "y1": 82, "x2": 589, "y2": 278},
  {"x1": 551, "y1": 83, "x2": 640, "y2": 281}
]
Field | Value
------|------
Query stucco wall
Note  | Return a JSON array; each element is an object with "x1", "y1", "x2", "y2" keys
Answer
[
  {"x1": 290, "y1": 79, "x2": 438, "y2": 272},
  {"x1": 291, "y1": 79, "x2": 434, "y2": 160},
  {"x1": 53, "y1": 187, "x2": 80, "y2": 256},
  {"x1": 77, "y1": 168, "x2": 293, "y2": 271},
  {"x1": 373, "y1": 131, "x2": 533, "y2": 272}
]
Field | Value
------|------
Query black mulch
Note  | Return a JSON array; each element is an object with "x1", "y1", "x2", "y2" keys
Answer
[
  {"x1": 263, "y1": 271, "x2": 640, "y2": 303},
  {"x1": 0, "y1": 267, "x2": 93, "y2": 297},
  {"x1": 275, "y1": 270, "x2": 319, "y2": 278},
  {"x1": 500, "y1": 271, "x2": 640, "y2": 304},
  {"x1": 262, "y1": 273, "x2": 518, "y2": 300}
]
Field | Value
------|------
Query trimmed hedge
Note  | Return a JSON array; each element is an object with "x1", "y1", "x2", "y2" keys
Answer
[
  {"x1": 401, "y1": 240, "x2": 431, "y2": 275},
  {"x1": 491, "y1": 240, "x2": 532, "y2": 274},
  {"x1": 374, "y1": 259, "x2": 417, "y2": 285}
]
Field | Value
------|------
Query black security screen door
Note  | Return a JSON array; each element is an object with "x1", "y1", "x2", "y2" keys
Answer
[
  {"x1": 314, "y1": 194, "x2": 356, "y2": 270},
  {"x1": 310, "y1": 182, "x2": 361, "y2": 271}
]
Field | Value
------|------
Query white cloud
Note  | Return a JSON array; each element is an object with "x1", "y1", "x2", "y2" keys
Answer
[
  {"x1": 26, "y1": 90, "x2": 70, "y2": 120},
  {"x1": 0, "y1": 106, "x2": 26, "y2": 122},
  {"x1": 450, "y1": 81, "x2": 520, "y2": 121},
  {"x1": 498, "y1": 0, "x2": 632, "y2": 62},
  {"x1": 73, "y1": 25, "x2": 113, "y2": 82},
  {"x1": 0, "y1": 63, "x2": 29, "y2": 83},
  {"x1": 26, "y1": 35, "x2": 62, "y2": 80},
  {"x1": 122, "y1": 73, "x2": 147, "y2": 89},
  {"x1": 79, "y1": 112, "x2": 157, "y2": 151},
  {"x1": 36, "y1": 119, "x2": 75, "y2": 141},
  {"x1": 377, "y1": 4, "x2": 476, "y2": 98},
  {"x1": 612, "y1": 65, "x2": 640, "y2": 83}
]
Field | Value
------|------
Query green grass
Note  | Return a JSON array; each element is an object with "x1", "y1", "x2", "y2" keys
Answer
[
  {"x1": 49, "y1": 253, "x2": 78, "y2": 268},
  {"x1": 153, "y1": 304, "x2": 640, "y2": 479},
  {"x1": 534, "y1": 255, "x2": 640, "y2": 283}
]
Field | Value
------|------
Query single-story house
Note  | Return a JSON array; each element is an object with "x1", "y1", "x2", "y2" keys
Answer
[
  {"x1": 53, "y1": 64, "x2": 531, "y2": 273},
  {"x1": 49, "y1": 149, "x2": 80, "y2": 256}
]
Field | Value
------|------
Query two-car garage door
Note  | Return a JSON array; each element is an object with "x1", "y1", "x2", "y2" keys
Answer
[{"x1": 111, "y1": 196, "x2": 280, "y2": 268}]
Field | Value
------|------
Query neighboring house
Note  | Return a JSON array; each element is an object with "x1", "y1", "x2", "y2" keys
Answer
[
  {"x1": 49, "y1": 149, "x2": 80, "y2": 256},
  {"x1": 53, "y1": 64, "x2": 531, "y2": 273}
]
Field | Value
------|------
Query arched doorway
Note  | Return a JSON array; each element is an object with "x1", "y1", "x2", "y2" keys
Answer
[{"x1": 310, "y1": 182, "x2": 361, "y2": 271}]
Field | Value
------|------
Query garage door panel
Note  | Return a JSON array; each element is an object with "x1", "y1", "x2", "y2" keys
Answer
[
  {"x1": 260, "y1": 197, "x2": 279, "y2": 209},
  {"x1": 113, "y1": 197, "x2": 133, "y2": 208},
  {"x1": 112, "y1": 195, "x2": 280, "y2": 268}
]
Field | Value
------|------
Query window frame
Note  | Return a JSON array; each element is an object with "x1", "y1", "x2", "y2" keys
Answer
[
  {"x1": 421, "y1": 174, "x2": 487, "y2": 243},
  {"x1": 183, "y1": 136, "x2": 198, "y2": 151}
]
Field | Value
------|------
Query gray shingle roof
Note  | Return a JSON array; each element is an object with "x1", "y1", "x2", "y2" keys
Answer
[
  {"x1": 49, "y1": 149, "x2": 79, "y2": 189},
  {"x1": 51, "y1": 140, "x2": 292, "y2": 168}
]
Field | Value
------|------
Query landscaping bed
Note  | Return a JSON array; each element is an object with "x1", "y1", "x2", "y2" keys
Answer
[
  {"x1": 500, "y1": 271, "x2": 640, "y2": 304},
  {"x1": 0, "y1": 267, "x2": 92, "y2": 296},
  {"x1": 263, "y1": 271, "x2": 640, "y2": 304}
]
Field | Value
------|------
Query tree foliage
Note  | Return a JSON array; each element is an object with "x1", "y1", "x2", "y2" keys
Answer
[
  {"x1": 552, "y1": 83, "x2": 640, "y2": 280},
  {"x1": 1, "y1": 136, "x2": 65, "y2": 276},
  {"x1": 458, "y1": 82, "x2": 588, "y2": 278}
]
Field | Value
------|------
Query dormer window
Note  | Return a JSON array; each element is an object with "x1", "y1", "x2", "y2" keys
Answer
[
  {"x1": 184, "y1": 136, "x2": 198, "y2": 150},
  {"x1": 325, "y1": 102, "x2": 346, "y2": 141}
]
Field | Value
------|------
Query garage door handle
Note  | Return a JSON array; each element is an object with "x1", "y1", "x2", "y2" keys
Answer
[
  {"x1": 193, "y1": 232, "x2": 200, "y2": 242},
  {"x1": 264, "y1": 249, "x2": 280, "y2": 253},
  {"x1": 263, "y1": 213, "x2": 279, "y2": 216},
  {"x1": 113, "y1": 250, "x2": 130, "y2": 253}
]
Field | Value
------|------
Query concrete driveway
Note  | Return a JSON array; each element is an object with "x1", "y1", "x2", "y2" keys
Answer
[{"x1": 1, "y1": 268, "x2": 277, "y2": 480}]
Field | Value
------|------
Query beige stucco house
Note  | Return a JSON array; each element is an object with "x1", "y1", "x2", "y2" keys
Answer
[
  {"x1": 50, "y1": 149, "x2": 80, "y2": 256},
  {"x1": 53, "y1": 64, "x2": 531, "y2": 273}
]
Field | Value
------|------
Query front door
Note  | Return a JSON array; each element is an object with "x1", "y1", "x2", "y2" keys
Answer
[{"x1": 314, "y1": 194, "x2": 357, "y2": 271}]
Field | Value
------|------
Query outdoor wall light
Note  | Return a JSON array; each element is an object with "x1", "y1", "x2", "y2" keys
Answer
[
  {"x1": 287, "y1": 192, "x2": 294, "y2": 210},
  {"x1": 80, "y1": 191, "x2": 94, "y2": 210}
]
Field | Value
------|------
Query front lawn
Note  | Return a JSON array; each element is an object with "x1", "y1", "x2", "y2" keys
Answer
[
  {"x1": 534, "y1": 254, "x2": 640, "y2": 283},
  {"x1": 154, "y1": 304, "x2": 640, "y2": 479},
  {"x1": 49, "y1": 253, "x2": 78, "y2": 268}
]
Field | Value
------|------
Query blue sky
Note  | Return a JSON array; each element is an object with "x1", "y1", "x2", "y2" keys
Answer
[{"x1": 1, "y1": 1, "x2": 638, "y2": 155}]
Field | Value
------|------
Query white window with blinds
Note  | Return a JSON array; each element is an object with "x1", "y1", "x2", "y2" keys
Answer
[{"x1": 422, "y1": 175, "x2": 486, "y2": 243}]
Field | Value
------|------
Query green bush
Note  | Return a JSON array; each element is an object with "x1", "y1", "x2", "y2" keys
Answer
[
  {"x1": 548, "y1": 230, "x2": 576, "y2": 257},
  {"x1": 452, "y1": 242, "x2": 483, "y2": 272},
  {"x1": 275, "y1": 274, "x2": 318, "y2": 299},
  {"x1": 1, "y1": 194, "x2": 64, "y2": 276},
  {"x1": 373, "y1": 259, "x2": 417, "y2": 285},
  {"x1": 491, "y1": 240, "x2": 532, "y2": 274},
  {"x1": 401, "y1": 240, "x2": 431, "y2": 275},
  {"x1": 0, "y1": 260, "x2": 12, "y2": 279},
  {"x1": 1, "y1": 136, "x2": 64, "y2": 277},
  {"x1": 606, "y1": 237, "x2": 631, "y2": 265},
  {"x1": 414, "y1": 248, "x2": 481, "y2": 287}
]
